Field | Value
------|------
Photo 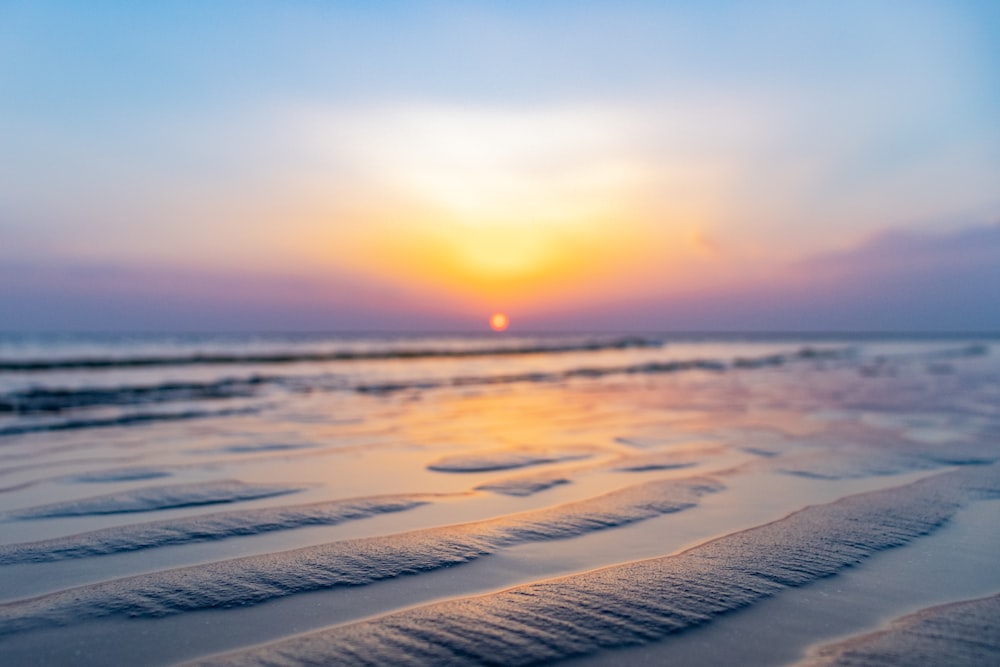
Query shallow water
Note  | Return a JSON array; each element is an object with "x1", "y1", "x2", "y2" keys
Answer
[{"x1": 0, "y1": 333, "x2": 997, "y2": 665}]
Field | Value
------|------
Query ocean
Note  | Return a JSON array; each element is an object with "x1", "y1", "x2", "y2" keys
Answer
[{"x1": 1, "y1": 332, "x2": 998, "y2": 665}]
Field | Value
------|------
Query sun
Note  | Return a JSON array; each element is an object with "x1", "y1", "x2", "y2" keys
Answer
[{"x1": 489, "y1": 312, "x2": 509, "y2": 332}]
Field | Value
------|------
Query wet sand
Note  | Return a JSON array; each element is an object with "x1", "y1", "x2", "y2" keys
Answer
[{"x1": 0, "y1": 336, "x2": 997, "y2": 665}]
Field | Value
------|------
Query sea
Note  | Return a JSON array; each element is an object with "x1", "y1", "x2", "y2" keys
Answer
[{"x1": 0, "y1": 331, "x2": 998, "y2": 666}]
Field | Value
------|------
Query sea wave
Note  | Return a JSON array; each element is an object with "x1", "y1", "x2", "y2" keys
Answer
[
  {"x1": 354, "y1": 347, "x2": 849, "y2": 394},
  {"x1": 0, "y1": 406, "x2": 260, "y2": 438},
  {"x1": 0, "y1": 336, "x2": 662, "y2": 372},
  {"x1": 0, "y1": 347, "x2": 849, "y2": 435},
  {"x1": 0, "y1": 377, "x2": 267, "y2": 414}
]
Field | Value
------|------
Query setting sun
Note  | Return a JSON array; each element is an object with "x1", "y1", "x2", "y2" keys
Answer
[{"x1": 490, "y1": 312, "x2": 509, "y2": 332}]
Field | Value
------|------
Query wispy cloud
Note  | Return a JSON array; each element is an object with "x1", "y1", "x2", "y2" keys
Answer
[{"x1": 536, "y1": 223, "x2": 1000, "y2": 332}]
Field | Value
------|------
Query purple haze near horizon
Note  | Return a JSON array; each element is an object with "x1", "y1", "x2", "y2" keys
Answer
[{"x1": 2, "y1": 223, "x2": 998, "y2": 332}]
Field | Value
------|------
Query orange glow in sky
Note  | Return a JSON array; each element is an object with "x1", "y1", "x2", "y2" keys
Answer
[{"x1": 490, "y1": 313, "x2": 509, "y2": 331}]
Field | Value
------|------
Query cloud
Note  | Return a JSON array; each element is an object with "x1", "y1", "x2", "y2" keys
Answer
[
  {"x1": 0, "y1": 262, "x2": 470, "y2": 332},
  {"x1": 782, "y1": 222, "x2": 1000, "y2": 330},
  {"x1": 533, "y1": 222, "x2": 1000, "y2": 332}
]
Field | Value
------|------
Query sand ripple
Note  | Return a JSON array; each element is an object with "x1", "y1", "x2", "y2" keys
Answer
[
  {"x1": 0, "y1": 477, "x2": 721, "y2": 636},
  {"x1": 5, "y1": 480, "x2": 303, "y2": 519},
  {"x1": 804, "y1": 591, "x2": 1000, "y2": 666},
  {"x1": 0, "y1": 495, "x2": 429, "y2": 564},
  {"x1": 192, "y1": 465, "x2": 1000, "y2": 666}
]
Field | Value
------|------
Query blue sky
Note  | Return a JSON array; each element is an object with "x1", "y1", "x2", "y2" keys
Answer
[{"x1": 1, "y1": 1, "x2": 999, "y2": 331}]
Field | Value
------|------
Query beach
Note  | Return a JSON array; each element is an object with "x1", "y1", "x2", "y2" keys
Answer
[{"x1": 0, "y1": 333, "x2": 998, "y2": 665}]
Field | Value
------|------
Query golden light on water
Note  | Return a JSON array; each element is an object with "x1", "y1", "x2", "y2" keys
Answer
[{"x1": 490, "y1": 313, "x2": 509, "y2": 332}]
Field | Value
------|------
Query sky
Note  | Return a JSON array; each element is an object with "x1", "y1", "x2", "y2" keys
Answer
[{"x1": 1, "y1": 0, "x2": 999, "y2": 332}]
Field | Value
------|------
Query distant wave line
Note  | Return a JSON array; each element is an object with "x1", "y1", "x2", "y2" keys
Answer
[
  {"x1": 0, "y1": 348, "x2": 848, "y2": 434},
  {"x1": 355, "y1": 347, "x2": 848, "y2": 394},
  {"x1": 0, "y1": 377, "x2": 267, "y2": 414},
  {"x1": 0, "y1": 406, "x2": 260, "y2": 438},
  {"x1": 0, "y1": 337, "x2": 663, "y2": 372}
]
